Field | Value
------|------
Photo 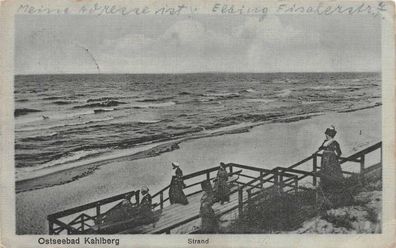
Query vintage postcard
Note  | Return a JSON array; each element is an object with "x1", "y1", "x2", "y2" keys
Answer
[{"x1": 0, "y1": 0, "x2": 395, "y2": 247}]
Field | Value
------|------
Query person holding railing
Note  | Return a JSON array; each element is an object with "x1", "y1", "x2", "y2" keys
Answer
[
  {"x1": 169, "y1": 162, "x2": 188, "y2": 205},
  {"x1": 214, "y1": 162, "x2": 230, "y2": 204},
  {"x1": 317, "y1": 126, "x2": 352, "y2": 207}
]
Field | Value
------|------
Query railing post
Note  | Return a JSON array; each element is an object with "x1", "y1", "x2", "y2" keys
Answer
[
  {"x1": 294, "y1": 177, "x2": 298, "y2": 195},
  {"x1": 135, "y1": 190, "x2": 140, "y2": 206},
  {"x1": 380, "y1": 145, "x2": 383, "y2": 164},
  {"x1": 360, "y1": 154, "x2": 365, "y2": 173},
  {"x1": 238, "y1": 187, "x2": 243, "y2": 217},
  {"x1": 48, "y1": 219, "x2": 54, "y2": 235},
  {"x1": 81, "y1": 215, "x2": 85, "y2": 232},
  {"x1": 247, "y1": 189, "x2": 252, "y2": 204},
  {"x1": 206, "y1": 171, "x2": 210, "y2": 181},
  {"x1": 96, "y1": 204, "x2": 101, "y2": 229},
  {"x1": 229, "y1": 165, "x2": 233, "y2": 174},
  {"x1": 312, "y1": 154, "x2": 317, "y2": 186},
  {"x1": 360, "y1": 154, "x2": 366, "y2": 184},
  {"x1": 160, "y1": 192, "x2": 164, "y2": 209},
  {"x1": 279, "y1": 172, "x2": 284, "y2": 192},
  {"x1": 274, "y1": 170, "x2": 279, "y2": 189},
  {"x1": 260, "y1": 171, "x2": 264, "y2": 188}
]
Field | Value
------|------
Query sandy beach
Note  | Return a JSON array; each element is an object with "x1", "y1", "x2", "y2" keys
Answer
[{"x1": 15, "y1": 106, "x2": 381, "y2": 234}]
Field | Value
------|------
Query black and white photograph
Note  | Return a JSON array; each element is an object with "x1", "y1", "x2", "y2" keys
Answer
[{"x1": 0, "y1": 0, "x2": 395, "y2": 247}]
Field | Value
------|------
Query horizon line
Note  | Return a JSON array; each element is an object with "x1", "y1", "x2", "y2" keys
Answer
[{"x1": 15, "y1": 71, "x2": 381, "y2": 76}]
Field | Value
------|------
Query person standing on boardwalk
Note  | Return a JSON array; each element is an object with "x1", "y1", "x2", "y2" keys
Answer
[
  {"x1": 214, "y1": 162, "x2": 230, "y2": 204},
  {"x1": 200, "y1": 180, "x2": 219, "y2": 233},
  {"x1": 169, "y1": 162, "x2": 188, "y2": 205},
  {"x1": 138, "y1": 186, "x2": 154, "y2": 224},
  {"x1": 317, "y1": 126, "x2": 350, "y2": 207}
]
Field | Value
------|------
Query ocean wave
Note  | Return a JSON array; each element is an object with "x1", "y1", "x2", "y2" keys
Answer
[
  {"x1": 86, "y1": 97, "x2": 119, "y2": 103},
  {"x1": 167, "y1": 125, "x2": 192, "y2": 130},
  {"x1": 136, "y1": 96, "x2": 174, "y2": 102},
  {"x1": 42, "y1": 96, "x2": 64, "y2": 100},
  {"x1": 132, "y1": 101, "x2": 176, "y2": 108},
  {"x1": 301, "y1": 100, "x2": 324, "y2": 105},
  {"x1": 309, "y1": 85, "x2": 360, "y2": 90},
  {"x1": 277, "y1": 89, "x2": 292, "y2": 97},
  {"x1": 52, "y1": 100, "x2": 76, "y2": 105},
  {"x1": 15, "y1": 99, "x2": 29, "y2": 102},
  {"x1": 16, "y1": 117, "x2": 114, "y2": 132},
  {"x1": 19, "y1": 149, "x2": 111, "y2": 172},
  {"x1": 203, "y1": 92, "x2": 240, "y2": 99},
  {"x1": 239, "y1": 88, "x2": 256, "y2": 93},
  {"x1": 84, "y1": 117, "x2": 115, "y2": 124},
  {"x1": 136, "y1": 119, "x2": 164, "y2": 124},
  {"x1": 214, "y1": 112, "x2": 285, "y2": 127},
  {"x1": 74, "y1": 100, "x2": 126, "y2": 109},
  {"x1": 246, "y1": 99, "x2": 276, "y2": 104},
  {"x1": 178, "y1": 91, "x2": 194, "y2": 95},
  {"x1": 21, "y1": 132, "x2": 58, "y2": 142},
  {"x1": 15, "y1": 108, "x2": 41, "y2": 117},
  {"x1": 94, "y1": 108, "x2": 115, "y2": 114}
]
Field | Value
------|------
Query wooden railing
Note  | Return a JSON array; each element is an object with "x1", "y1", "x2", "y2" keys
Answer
[
  {"x1": 48, "y1": 190, "x2": 140, "y2": 234},
  {"x1": 187, "y1": 141, "x2": 382, "y2": 234},
  {"x1": 48, "y1": 141, "x2": 382, "y2": 234},
  {"x1": 242, "y1": 141, "x2": 382, "y2": 218}
]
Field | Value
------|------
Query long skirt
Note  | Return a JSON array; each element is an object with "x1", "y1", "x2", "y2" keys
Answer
[
  {"x1": 319, "y1": 151, "x2": 352, "y2": 207},
  {"x1": 169, "y1": 180, "x2": 188, "y2": 205}
]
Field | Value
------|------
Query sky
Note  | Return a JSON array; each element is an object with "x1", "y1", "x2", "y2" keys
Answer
[{"x1": 15, "y1": 14, "x2": 381, "y2": 74}]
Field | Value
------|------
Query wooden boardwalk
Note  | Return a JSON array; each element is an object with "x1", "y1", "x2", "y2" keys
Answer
[
  {"x1": 47, "y1": 142, "x2": 382, "y2": 235},
  {"x1": 121, "y1": 185, "x2": 246, "y2": 234}
]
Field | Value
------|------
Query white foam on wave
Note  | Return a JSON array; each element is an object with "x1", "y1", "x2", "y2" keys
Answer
[
  {"x1": 246, "y1": 99, "x2": 275, "y2": 104},
  {"x1": 16, "y1": 148, "x2": 112, "y2": 180},
  {"x1": 15, "y1": 140, "x2": 178, "y2": 182},
  {"x1": 16, "y1": 116, "x2": 114, "y2": 132},
  {"x1": 277, "y1": 89, "x2": 292, "y2": 97},
  {"x1": 204, "y1": 92, "x2": 240, "y2": 97},
  {"x1": 15, "y1": 110, "x2": 95, "y2": 127},
  {"x1": 310, "y1": 85, "x2": 352, "y2": 90},
  {"x1": 132, "y1": 101, "x2": 176, "y2": 108},
  {"x1": 136, "y1": 119, "x2": 162, "y2": 124},
  {"x1": 24, "y1": 132, "x2": 58, "y2": 139}
]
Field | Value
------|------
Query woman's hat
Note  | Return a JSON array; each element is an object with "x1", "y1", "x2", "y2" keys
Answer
[
  {"x1": 141, "y1": 186, "x2": 149, "y2": 193},
  {"x1": 172, "y1": 162, "x2": 180, "y2": 167},
  {"x1": 325, "y1": 125, "x2": 337, "y2": 138}
]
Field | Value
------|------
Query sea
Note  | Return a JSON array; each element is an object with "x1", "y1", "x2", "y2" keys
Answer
[{"x1": 14, "y1": 72, "x2": 381, "y2": 181}]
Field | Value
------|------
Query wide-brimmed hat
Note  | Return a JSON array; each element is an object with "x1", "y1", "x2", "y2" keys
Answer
[
  {"x1": 325, "y1": 125, "x2": 337, "y2": 138},
  {"x1": 171, "y1": 162, "x2": 180, "y2": 167}
]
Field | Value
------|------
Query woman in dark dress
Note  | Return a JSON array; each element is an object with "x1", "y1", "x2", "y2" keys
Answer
[
  {"x1": 169, "y1": 162, "x2": 188, "y2": 205},
  {"x1": 317, "y1": 126, "x2": 351, "y2": 207},
  {"x1": 200, "y1": 180, "x2": 219, "y2": 233},
  {"x1": 214, "y1": 162, "x2": 230, "y2": 204}
]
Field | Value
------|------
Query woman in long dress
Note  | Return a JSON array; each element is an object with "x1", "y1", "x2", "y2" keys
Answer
[
  {"x1": 200, "y1": 180, "x2": 219, "y2": 233},
  {"x1": 214, "y1": 162, "x2": 230, "y2": 204},
  {"x1": 169, "y1": 162, "x2": 188, "y2": 205},
  {"x1": 317, "y1": 126, "x2": 350, "y2": 207}
]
